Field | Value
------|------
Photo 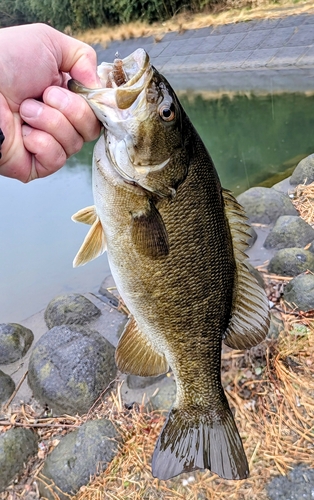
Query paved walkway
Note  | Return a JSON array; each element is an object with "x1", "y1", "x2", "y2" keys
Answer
[{"x1": 94, "y1": 13, "x2": 314, "y2": 92}]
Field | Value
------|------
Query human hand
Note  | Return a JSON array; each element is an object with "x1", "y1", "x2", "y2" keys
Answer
[{"x1": 0, "y1": 23, "x2": 101, "y2": 182}]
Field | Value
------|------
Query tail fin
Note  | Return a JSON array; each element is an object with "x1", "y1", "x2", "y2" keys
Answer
[{"x1": 152, "y1": 407, "x2": 248, "y2": 481}]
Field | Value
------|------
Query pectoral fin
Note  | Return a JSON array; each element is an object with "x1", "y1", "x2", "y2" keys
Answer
[
  {"x1": 72, "y1": 205, "x2": 97, "y2": 225},
  {"x1": 73, "y1": 217, "x2": 107, "y2": 267},
  {"x1": 116, "y1": 317, "x2": 168, "y2": 376},
  {"x1": 222, "y1": 190, "x2": 270, "y2": 350},
  {"x1": 131, "y1": 200, "x2": 169, "y2": 259}
]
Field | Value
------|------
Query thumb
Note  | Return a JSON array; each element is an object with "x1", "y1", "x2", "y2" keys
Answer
[{"x1": 50, "y1": 29, "x2": 102, "y2": 88}]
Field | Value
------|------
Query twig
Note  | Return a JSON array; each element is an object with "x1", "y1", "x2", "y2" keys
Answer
[{"x1": 3, "y1": 370, "x2": 28, "y2": 410}]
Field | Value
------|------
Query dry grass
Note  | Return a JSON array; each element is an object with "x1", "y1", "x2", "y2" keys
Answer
[
  {"x1": 74, "y1": 0, "x2": 314, "y2": 46},
  {"x1": 292, "y1": 181, "x2": 314, "y2": 228}
]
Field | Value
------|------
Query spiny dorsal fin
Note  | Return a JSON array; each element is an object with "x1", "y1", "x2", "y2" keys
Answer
[
  {"x1": 131, "y1": 200, "x2": 169, "y2": 259},
  {"x1": 72, "y1": 205, "x2": 97, "y2": 225},
  {"x1": 116, "y1": 317, "x2": 169, "y2": 376},
  {"x1": 73, "y1": 217, "x2": 106, "y2": 267},
  {"x1": 222, "y1": 189, "x2": 270, "y2": 350}
]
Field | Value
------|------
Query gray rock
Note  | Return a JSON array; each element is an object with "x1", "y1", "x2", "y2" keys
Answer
[
  {"x1": 127, "y1": 373, "x2": 166, "y2": 390},
  {"x1": 38, "y1": 419, "x2": 119, "y2": 500},
  {"x1": 237, "y1": 187, "x2": 298, "y2": 224},
  {"x1": 267, "y1": 465, "x2": 314, "y2": 500},
  {"x1": 149, "y1": 376, "x2": 176, "y2": 411},
  {"x1": 284, "y1": 273, "x2": 314, "y2": 311},
  {"x1": 267, "y1": 313, "x2": 284, "y2": 340},
  {"x1": 28, "y1": 325, "x2": 117, "y2": 415},
  {"x1": 0, "y1": 323, "x2": 34, "y2": 364},
  {"x1": 44, "y1": 293, "x2": 101, "y2": 329},
  {"x1": 0, "y1": 370, "x2": 15, "y2": 405},
  {"x1": 264, "y1": 215, "x2": 314, "y2": 249},
  {"x1": 0, "y1": 428, "x2": 38, "y2": 492},
  {"x1": 268, "y1": 248, "x2": 314, "y2": 277},
  {"x1": 290, "y1": 153, "x2": 314, "y2": 186}
]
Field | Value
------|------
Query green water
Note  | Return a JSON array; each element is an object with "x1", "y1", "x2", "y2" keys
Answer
[
  {"x1": 1, "y1": 91, "x2": 313, "y2": 322},
  {"x1": 180, "y1": 92, "x2": 314, "y2": 194}
]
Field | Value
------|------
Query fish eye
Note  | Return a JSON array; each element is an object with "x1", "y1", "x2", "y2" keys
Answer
[{"x1": 159, "y1": 103, "x2": 175, "y2": 122}]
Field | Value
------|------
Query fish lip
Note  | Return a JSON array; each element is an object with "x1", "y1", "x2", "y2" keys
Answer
[{"x1": 68, "y1": 48, "x2": 150, "y2": 97}]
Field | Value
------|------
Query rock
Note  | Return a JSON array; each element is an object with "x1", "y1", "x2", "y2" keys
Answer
[
  {"x1": 264, "y1": 216, "x2": 314, "y2": 249},
  {"x1": 283, "y1": 273, "x2": 314, "y2": 311},
  {"x1": 268, "y1": 248, "x2": 314, "y2": 277},
  {"x1": 267, "y1": 465, "x2": 314, "y2": 500},
  {"x1": 0, "y1": 323, "x2": 34, "y2": 365},
  {"x1": 290, "y1": 153, "x2": 314, "y2": 186},
  {"x1": 267, "y1": 313, "x2": 284, "y2": 340},
  {"x1": 0, "y1": 428, "x2": 38, "y2": 492},
  {"x1": 0, "y1": 370, "x2": 15, "y2": 405},
  {"x1": 127, "y1": 373, "x2": 166, "y2": 390},
  {"x1": 38, "y1": 419, "x2": 119, "y2": 500},
  {"x1": 44, "y1": 293, "x2": 101, "y2": 329},
  {"x1": 28, "y1": 325, "x2": 117, "y2": 415},
  {"x1": 237, "y1": 187, "x2": 298, "y2": 224},
  {"x1": 149, "y1": 376, "x2": 176, "y2": 411}
]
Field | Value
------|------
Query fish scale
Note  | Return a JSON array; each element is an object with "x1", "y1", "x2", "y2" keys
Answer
[{"x1": 69, "y1": 47, "x2": 270, "y2": 481}]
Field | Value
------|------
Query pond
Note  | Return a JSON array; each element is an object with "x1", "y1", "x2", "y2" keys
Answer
[{"x1": 1, "y1": 91, "x2": 313, "y2": 323}]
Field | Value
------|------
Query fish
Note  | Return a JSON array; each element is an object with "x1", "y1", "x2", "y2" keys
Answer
[{"x1": 68, "y1": 48, "x2": 270, "y2": 481}]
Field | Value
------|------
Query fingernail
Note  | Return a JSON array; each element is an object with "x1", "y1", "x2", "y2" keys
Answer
[
  {"x1": 22, "y1": 124, "x2": 33, "y2": 137},
  {"x1": 46, "y1": 87, "x2": 70, "y2": 110},
  {"x1": 21, "y1": 100, "x2": 43, "y2": 118}
]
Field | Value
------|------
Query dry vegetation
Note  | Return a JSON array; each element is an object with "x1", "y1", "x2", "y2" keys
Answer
[
  {"x1": 1, "y1": 185, "x2": 314, "y2": 499},
  {"x1": 74, "y1": 0, "x2": 314, "y2": 46}
]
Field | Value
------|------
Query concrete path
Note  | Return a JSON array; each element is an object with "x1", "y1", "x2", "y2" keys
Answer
[{"x1": 94, "y1": 13, "x2": 314, "y2": 92}]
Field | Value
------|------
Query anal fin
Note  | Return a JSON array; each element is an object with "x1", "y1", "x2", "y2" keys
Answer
[
  {"x1": 73, "y1": 217, "x2": 106, "y2": 267},
  {"x1": 116, "y1": 317, "x2": 168, "y2": 376}
]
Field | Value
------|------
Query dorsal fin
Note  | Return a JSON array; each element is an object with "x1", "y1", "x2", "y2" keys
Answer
[
  {"x1": 73, "y1": 216, "x2": 107, "y2": 267},
  {"x1": 71, "y1": 205, "x2": 97, "y2": 225},
  {"x1": 222, "y1": 190, "x2": 270, "y2": 350},
  {"x1": 116, "y1": 317, "x2": 169, "y2": 376}
]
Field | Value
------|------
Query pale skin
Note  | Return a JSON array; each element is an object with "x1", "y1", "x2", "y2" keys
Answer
[{"x1": 0, "y1": 23, "x2": 102, "y2": 182}]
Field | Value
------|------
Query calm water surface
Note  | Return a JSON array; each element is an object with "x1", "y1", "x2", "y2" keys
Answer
[{"x1": 1, "y1": 91, "x2": 313, "y2": 322}]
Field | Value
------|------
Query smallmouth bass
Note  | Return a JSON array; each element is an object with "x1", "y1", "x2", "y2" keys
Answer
[{"x1": 68, "y1": 49, "x2": 270, "y2": 481}]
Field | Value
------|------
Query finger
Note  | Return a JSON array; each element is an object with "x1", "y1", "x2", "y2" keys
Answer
[
  {"x1": 20, "y1": 98, "x2": 84, "y2": 157},
  {"x1": 43, "y1": 86, "x2": 101, "y2": 142},
  {"x1": 22, "y1": 125, "x2": 67, "y2": 179}
]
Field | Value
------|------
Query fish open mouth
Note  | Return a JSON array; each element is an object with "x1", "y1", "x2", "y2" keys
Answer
[{"x1": 68, "y1": 48, "x2": 152, "y2": 110}]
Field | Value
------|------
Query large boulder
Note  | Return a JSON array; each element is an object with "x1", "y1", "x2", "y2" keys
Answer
[
  {"x1": 38, "y1": 419, "x2": 119, "y2": 500},
  {"x1": 283, "y1": 273, "x2": 314, "y2": 311},
  {"x1": 237, "y1": 187, "x2": 298, "y2": 224},
  {"x1": 290, "y1": 154, "x2": 314, "y2": 186},
  {"x1": 0, "y1": 428, "x2": 38, "y2": 492},
  {"x1": 268, "y1": 248, "x2": 314, "y2": 276},
  {"x1": 264, "y1": 215, "x2": 314, "y2": 249},
  {"x1": 0, "y1": 370, "x2": 15, "y2": 405},
  {"x1": 28, "y1": 325, "x2": 117, "y2": 415},
  {"x1": 267, "y1": 465, "x2": 314, "y2": 500},
  {"x1": 0, "y1": 323, "x2": 34, "y2": 364},
  {"x1": 44, "y1": 293, "x2": 101, "y2": 329}
]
